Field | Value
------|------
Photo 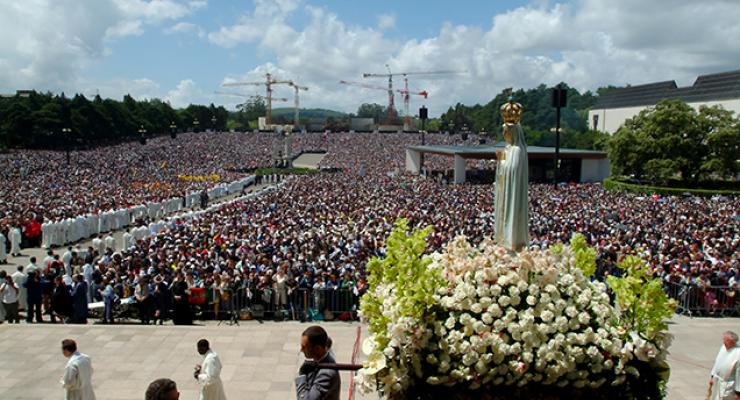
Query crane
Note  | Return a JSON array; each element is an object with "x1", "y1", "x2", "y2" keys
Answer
[
  {"x1": 288, "y1": 82, "x2": 308, "y2": 128},
  {"x1": 222, "y1": 73, "x2": 293, "y2": 127},
  {"x1": 339, "y1": 80, "x2": 428, "y2": 130},
  {"x1": 362, "y1": 65, "x2": 465, "y2": 129},
  {"x1": 214, "y1": 91, "x2": 289, "y2": 103}
]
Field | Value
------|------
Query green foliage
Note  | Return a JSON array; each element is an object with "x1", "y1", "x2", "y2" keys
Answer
[
  {"x1": 355, "y1": 103, "x2": 388, "y2": 122},
  {"x1": 360, "y1": 219, "x2": 443, "y2": 349},
  {"x1": 605, "y1": 99, "x2": 740, "y2": 182},
  {"x1": 603, "y1": 178, "x2": 740, "y2": 196},
  {"x1": 606, "y1": 256, "x2": 677, "y2": 340},
  {"x1": 0, "y1": 91, "x2": 229, "y2": 148},
  {"x1": 253, "y1": 167, "x2": 318, "y2": 176},
  {"x1": 438, "y1": 84, "x2": 600, "y2": 148},
  {"x1": 570, "y1": 233, "x2": 597, "y2": 277}
]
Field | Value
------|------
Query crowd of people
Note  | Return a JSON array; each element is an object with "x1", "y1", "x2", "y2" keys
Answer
[{"x1": 1, "y1": 131, "x2": 738, "y2": 325}]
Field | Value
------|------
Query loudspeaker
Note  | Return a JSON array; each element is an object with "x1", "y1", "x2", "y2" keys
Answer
[
  {"x1": 419, "y1": 106, "x2": 428, "y2": 120},
  {"x1": 552, "y1": 87, "x2": 568, "y2": 108}
]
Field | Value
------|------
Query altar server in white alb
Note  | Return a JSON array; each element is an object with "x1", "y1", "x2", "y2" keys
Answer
[
  {"x1": 194, "y1": 339, "x2": 227, "y2": 400},
  {"x1": 709, "y1": 330, "x2": 739, "y2": 400},
  {"x1": 60, "y1": 339, "x2": 96, "y2": 400}
]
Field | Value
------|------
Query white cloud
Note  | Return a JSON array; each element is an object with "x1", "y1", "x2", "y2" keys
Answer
[
  {"x1": 207, "y1": 0, "x2": 740, "y2": 116},
  {"x1": 164, "y1": 79, "x2": 210, "y2": 108},
  {"x1": 164, "y1": 21, "x2": 202, "y2": 36},
  {"x1": 0, "y1": 0, "x2": 207, "y2": 95},
  {"x1": 377, "y1": 13, "x2": 395, "y2": 30}
]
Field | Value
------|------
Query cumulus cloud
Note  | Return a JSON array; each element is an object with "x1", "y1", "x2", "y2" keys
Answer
[
  {"x1": 164, "y1": 79, "x2": 212, "y2": 108},
  {"x1": 164, "y1": 21, "x2": 203, "y2": 36},
  {"x1": 208, "y1": 0, "x2": 740, "y2": 116},
  {"x1": 0, "y1": 0, "x2": 205, "y2": 93},
  {"x1": 377, "y1": 13, "x2": 396, "y2": 30}
]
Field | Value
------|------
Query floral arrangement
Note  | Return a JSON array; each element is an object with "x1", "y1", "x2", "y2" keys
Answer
[{"x1": 358, "y1": 219, "x2": 676, "y2": 400}]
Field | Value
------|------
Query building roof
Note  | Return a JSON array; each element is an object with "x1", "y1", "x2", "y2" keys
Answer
[
  {"x1": 593, "y1": 69, "x2": 740, "y2": 109},
  {"x1": 407, "y1": 144, "x2": 607, "y2": 160}
]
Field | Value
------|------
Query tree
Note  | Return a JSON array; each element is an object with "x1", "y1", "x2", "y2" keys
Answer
[
  {"x1": 606, "y1": 99, "x2": 740, "y2": 182},
  {"x1": 356, "y1": 103, "x2": 386, "y2": 122}
]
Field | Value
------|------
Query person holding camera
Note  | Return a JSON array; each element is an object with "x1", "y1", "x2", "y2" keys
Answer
[{"x1": 295, "y1": 326, "x2": 340, "y2": 400}]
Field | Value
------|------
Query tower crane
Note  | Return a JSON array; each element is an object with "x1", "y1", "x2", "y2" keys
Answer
[
  {"x1": 288, "y1": 83, "x2": 308, "y2": 128},
  {"x1": 222, "y1": 73, "x2": 293, "y2": 127},
  {"x1": 339, "y1": 80, "x2": 428, "y2": 130},
  {"x1": 214, "y1": 91, "x2": 288, "y2": 103},
  {"x1": 362, "y1": 65, "x2": 465, "y2": 129}
]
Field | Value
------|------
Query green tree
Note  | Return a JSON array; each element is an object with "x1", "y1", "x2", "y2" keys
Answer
[
  {"x1": 356, "y1": 103, "x2": 386, "y2": 122},
  {"x1": 606, "y1": 99, "x2": 739, "y2": 182}
]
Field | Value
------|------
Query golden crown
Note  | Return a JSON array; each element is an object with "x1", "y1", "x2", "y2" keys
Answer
[{"x1": 500, "y1": 100, "x2": 523, "y2": 124}]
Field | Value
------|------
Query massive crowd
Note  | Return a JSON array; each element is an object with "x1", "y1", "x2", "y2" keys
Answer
[{"x1": 0, "y1": 131, "x2": 738, "y2": 325}]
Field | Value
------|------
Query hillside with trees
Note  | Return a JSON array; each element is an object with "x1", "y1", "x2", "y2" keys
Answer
[{"x1": 0, "y1": 91, "x2": 228, "y2": 149}]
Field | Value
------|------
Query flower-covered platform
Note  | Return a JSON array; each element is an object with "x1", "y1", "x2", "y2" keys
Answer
[{"x1": 358, "y1": 220, "x2": 676, "y2": 400}]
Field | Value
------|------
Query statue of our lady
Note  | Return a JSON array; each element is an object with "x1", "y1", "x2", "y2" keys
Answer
[{"x1": 494, "y1": 99, "x2": 529, "y2": 251}]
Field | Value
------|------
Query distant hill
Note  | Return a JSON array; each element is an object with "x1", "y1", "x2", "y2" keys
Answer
[{"x1": 271, "y1": 108, "x2": 347, "y2": 119}]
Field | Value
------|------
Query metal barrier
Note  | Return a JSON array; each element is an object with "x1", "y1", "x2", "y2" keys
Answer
[
  {"x1": 203, "y1": 287, "x2": 360, "y2": 322},
  {"x1": 665, "y1": 281, "x2": 739, "y2": 317}
]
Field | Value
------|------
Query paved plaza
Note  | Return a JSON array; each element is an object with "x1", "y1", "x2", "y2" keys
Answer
[{"x1": 0, "y1": 315, "x2": 734, "y2": 399}]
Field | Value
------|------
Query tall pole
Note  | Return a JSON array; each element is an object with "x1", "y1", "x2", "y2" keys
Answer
[
  {"x1": 266, "y1": 73, "x2": 272, "y2": 127},
  {"x1": 552, "y1": 83, "x2": 566, "y2": 187},
  {"x1": 555, "y1": 103, "x2": 561, "y2": 186},
  {"x1": 419, "y1": 105, "x2": 427, "y2": 173},
  {"x1": 293, "y1": 86, "x2": 300, "y2": 127}
]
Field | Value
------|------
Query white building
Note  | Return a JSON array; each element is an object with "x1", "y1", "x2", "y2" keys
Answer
[{"x1": 588, "y1": 69, "x2": 740, "y2": 134}]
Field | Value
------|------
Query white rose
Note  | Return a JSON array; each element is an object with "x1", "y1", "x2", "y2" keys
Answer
[
  {"x1": 482, "y1": 312, "x2": 494, "y2": 325},
  {"x1": 471, "y1": 303, "x2": 483, "y2": 314},
  {"x1": 526, "y1": 295, "x2": 537, "y2": 306},
  {"x1": 498, "y1": 295, "x2": 511, "y2": 307}
]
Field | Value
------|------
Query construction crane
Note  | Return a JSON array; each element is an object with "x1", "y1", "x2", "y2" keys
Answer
[
  {"x1": 339, "y1": 80, "x2": 428, "y2": 130},
  {"x1": 362, "y1": 65, "x2": 464, "y2": 128},
  {"x1": 214, "y1": 91, "x2": 288, "y2": 104},
  {"x1": 222, "y1": 73, "x2": 293, "y2": 127},
  {"x1": 288, "y1": 83, "x2": 308, "y2": 128}
]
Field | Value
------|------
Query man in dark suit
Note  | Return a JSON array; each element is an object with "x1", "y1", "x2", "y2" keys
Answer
[{"x1": 295, "y1": 326, "x2": 340, "y2": 400}]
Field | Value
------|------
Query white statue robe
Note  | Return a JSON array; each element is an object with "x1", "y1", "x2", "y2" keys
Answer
[
  {"x1": 710, "y1": 344, "x2": 739, "y2": 400},
  {"x1": 61, "y1": 352, "x2": 96, "y2": 400},
  {"x1": 197, "y1": 350, "x2": 227, "y2": 400},
  {"x1": 0, "y1": 232, "x2": 7, "y2": 261},
  {"x1": 494, "y1": 123, "x2": 529, "y2": 251},
  {"x1": 9, "y1": 227, "x2": 22, "y2": 255}
]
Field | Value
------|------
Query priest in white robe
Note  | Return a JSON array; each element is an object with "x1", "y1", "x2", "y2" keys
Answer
[
  {"x1": 9, "y1": 226, "x2": 22, "y2": 256},
  {"x1": 121, "y1": 230, "x2": 133, "y2": 252},
  {"x1": 710, "y1": 330, "x2": 739, "y2": 400},
  {"x1": 195, "y1": 339, "x2": 227, "y2": 400},
  {"x1": 0, "y1": 231, "x2": 7, "y2": 263},
  {"x1": 104, "y1": 234, "x2": 116, "y2": 252},
  {"x1": 60, "y1": 339, "x2": 96, "y2": 400},
  {"x1": 41, "y1": 222, "x2": 52, "y2": 249}
]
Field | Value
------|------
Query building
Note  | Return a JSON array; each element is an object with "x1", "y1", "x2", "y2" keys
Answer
[
  {"x1": 588, "y1": 69, "x2": 740, "y2": 134},
  {"x1": 405, "y1": 144, "x2": 610, "y2": 184}
]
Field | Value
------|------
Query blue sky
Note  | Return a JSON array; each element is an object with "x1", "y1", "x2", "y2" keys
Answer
[{"x1": 1, "y1": 0, "x2": 739, "y2": 116}]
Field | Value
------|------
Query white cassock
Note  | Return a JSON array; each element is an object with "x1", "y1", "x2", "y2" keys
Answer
[
  {"x1": 710, "y1": 344, "x2": 739, "y2": 400},
  {"x1": 12, "y1": 270, "x2": 27, "y2": 310},
  {"x1": 197, "y1": 350, "x2": 227, "y2": 400},
  {"x1": 61, "y1": 352, "x2": 96, "y2": 400},
  {"x1": 91, "y1": 238, "x2": 104, "y2": 256},
  {"x1": 41, "y1": 222, "x2": 51, "y2": 249},
  {"x1": 104, "y1": 235, "x2": 116, "y2": 252},
  {"x1": 75, "y1": 217, "x2": 86, "y2": 241},
  {"x1": 10, "y1": 227, "x2": 22, "y2": 255},
  {"x1": 121, "y1": 232, "x2": 133, "y2": 252},
  {"x1": 0, "y1": 231, "x2": 7, "y2": 261}
]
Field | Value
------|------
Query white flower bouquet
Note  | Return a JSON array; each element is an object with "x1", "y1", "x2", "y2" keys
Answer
[{"x1": 358, "y1": 220, "x2": 675, "y2": 400}]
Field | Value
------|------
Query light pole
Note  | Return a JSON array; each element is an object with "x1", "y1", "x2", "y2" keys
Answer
[
  {"x1": 211, "y1": 116, "x2": 217, "y2": 133},
  {"x1": 193, "y1": 118, "x2": 200, "y2": 133},
  {"x1": 552, "y1": 84, "x2": 567, "y2": 186},
  {"x1": 138, "y1": 125, "x2": 147, "y2": 145},
  {"x1": 169, "y1": 121, "x2": 177, "y2": 139},
  {"x1": 61, "y1": 127, "x2": 72, "y2": 166},
  {"x1": 419, "y1": 105, "x2": 428, "y2": 173}
]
